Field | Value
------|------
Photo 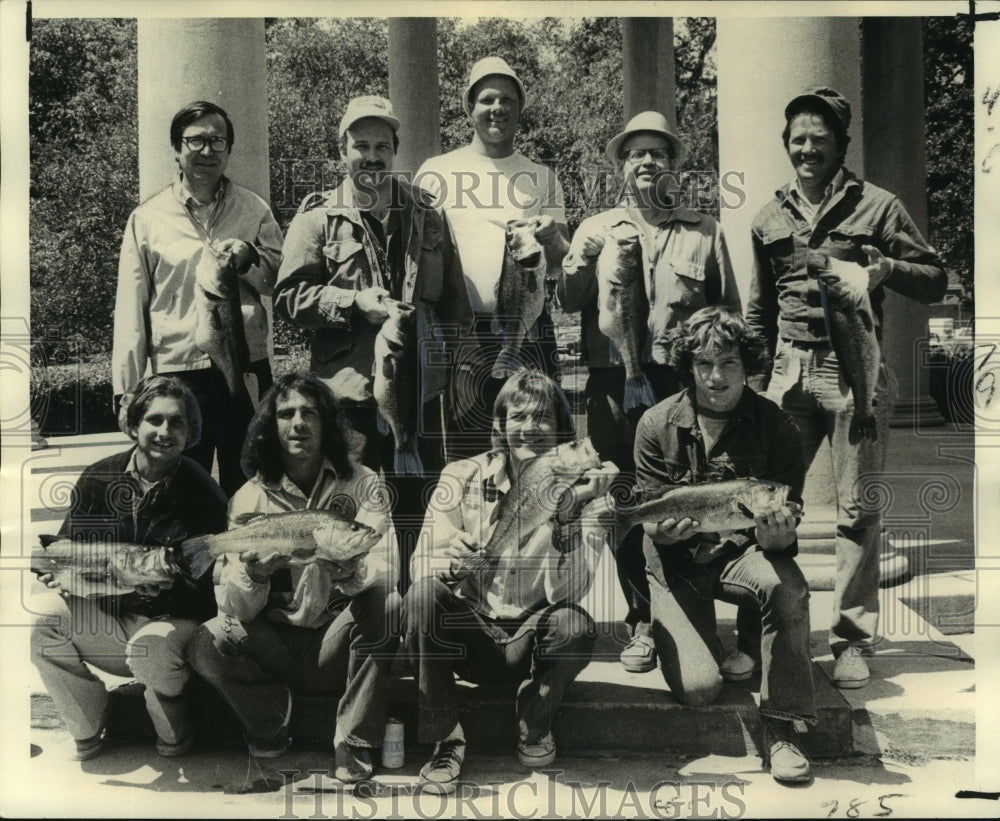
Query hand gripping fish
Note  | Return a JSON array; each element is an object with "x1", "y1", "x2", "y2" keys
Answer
[
  {"x1": 818, "y1": 258, "x2": 881, "y2": 444},
  {"x1": 596, "y1": 221, "x2": 655, "y2": 413},
  {"x1": 595, "y1": 478, "x2": 795, "y2": 549},
  {"x1": 181, "y1": 509, "x2": 382, "y2": 579},
  {"x1": 32, "y1": 535, "x2": 181, "y2": 598},
  {"x1": 373, "y1": 298, "x2": 424, "y2": 476},
  {"x1": 492, "y1": 219, "x2": 547, "y2": 379},
  {"x1": 193, "y1": 244, "x2": 254, "y2": 412}
]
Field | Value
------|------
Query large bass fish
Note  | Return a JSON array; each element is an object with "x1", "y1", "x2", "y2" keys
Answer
[{"x1": 492, "y1": 219, "x2": 547, "y2": 379}]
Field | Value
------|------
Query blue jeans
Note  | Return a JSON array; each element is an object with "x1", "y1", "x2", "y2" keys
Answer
[
  {"x1": 646, "y1": 547, "x2": 816, "y2": 724},
  {"x1": 402, "y1": 577, "x2": 596, "y2": 745},
  {"x1": 766, "y1": 339, "x2": 892, "y2": 654},
  {"x1": 188, "y1": 587, "x2": 400, "y2": 749}
]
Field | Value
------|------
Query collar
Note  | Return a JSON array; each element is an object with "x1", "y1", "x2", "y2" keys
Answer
[
  {"x1": 173, "y1": 172, "x2": 228, "y2": 208},
  {"x1": 664, "y1": 387, "x2": 760, "y2": 431},
  {"x1": 482, "y1": 452, "x2": 511, "y2": 495},
  {"x1": 326, "y1": 176, "x2": 418, "y2": 217},
  {"x1": 260, "y1": 457, "x2": 341, "y2": 498},
  {"x1": 124, "y1": 447, "x2": 177, "y2": 488},
  {"x1": 778, "y1": 166, "x2": 861, "y2": 206},
  {"x1": 788, "y1": 166, "x2": 846, "y2": 206}
]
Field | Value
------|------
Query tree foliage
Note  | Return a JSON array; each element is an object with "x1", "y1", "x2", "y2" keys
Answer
[
  {"x1": 29, "y1": 18, "x2": 138, "y2": 355},
  {"x1": 922, "y1": 15, "x2": 974, "y2": 310}
]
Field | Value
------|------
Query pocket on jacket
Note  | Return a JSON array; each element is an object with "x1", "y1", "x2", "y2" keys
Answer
[
  {"x1": 826, "y1": 224, "x2": 876, "y2": 261},
  {"x1": 323, "y1": 239, "x2": 365, "y2": 265}
]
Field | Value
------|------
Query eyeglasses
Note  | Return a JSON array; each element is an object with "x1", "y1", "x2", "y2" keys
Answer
[
  {"x1": 625, "y1": 148, "x2": 670, "y2": 162},
  {"x1": 181, "y1": 136, "x2": 230, "y2": 153}
]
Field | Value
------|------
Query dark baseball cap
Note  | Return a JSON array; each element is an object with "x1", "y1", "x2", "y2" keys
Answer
[{"x1": 784, "y1": 87, "x2": 851, "y2": 131}]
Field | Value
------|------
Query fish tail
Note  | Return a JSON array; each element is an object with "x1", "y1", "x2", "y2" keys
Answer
[
  {"x1": 179, "y1": 535, "x2": 215, "y2": 579},
  {"x1": 849, "y1": 414, "x2": 879, "y2": 445},
  {"x1": 623, "y1": 375, "x2": 656, "y2": 414},
  {"x1": 492, "y1": 347, "x2": 524, "y2": 379},
  {"x1": 393, "y1": 444, "x2": 425, "y2": 478},
  {"x1": 376, "y1": 410, "x2": 391, "y2": 437}
]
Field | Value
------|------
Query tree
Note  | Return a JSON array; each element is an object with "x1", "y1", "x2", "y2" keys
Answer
[
  {"x1": 923, "y1": 15, "x2": 974, "y2": 311},
  {"x1": 29, "y1": 19, "x2": 138, "y2": 355}
]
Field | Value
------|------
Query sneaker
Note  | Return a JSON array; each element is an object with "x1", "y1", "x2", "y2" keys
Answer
[
  {"x1": 517, "y1": 732, "x2": 556, "y2": 768},
  {"x1": 73, "y1": 729, "x2": 108, "y2": 761},
  {"x1": 620, "y1": 634, "x2": 656, "y2": 673},
  {"x1": 720, "y1": 649, "x2": 759, "y2": 682},
  {"x1": 334, "y1": 740, "x2": 374, "y2": 783},
  {"x1": 762, "y1": 718, "x2": 811, "y2": 783},
  {"x1": 832, "y1": 645, "x2": 870, "y2": 689},
  {"x1": 156, "y1": 732, "x2": 195, "y2": 757},
  {"x1": 248, "y1": 734, "x2": 291, "y2": 759},
  {"x1": 419, "y1": 737, "x2": 466, "y2": 795}
]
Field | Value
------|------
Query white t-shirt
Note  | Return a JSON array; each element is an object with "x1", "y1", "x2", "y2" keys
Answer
[{"x1": 416, "y1": 146, "x2": 567, "y2": 313}]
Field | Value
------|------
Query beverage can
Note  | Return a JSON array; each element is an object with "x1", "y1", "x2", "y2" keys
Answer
[{"x1": 381, "y1": 718, "x2": 405, "y2": 769}]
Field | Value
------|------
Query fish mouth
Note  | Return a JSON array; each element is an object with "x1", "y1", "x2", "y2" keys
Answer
[{"x1": 516, "y1": 251, "x2": 542, "y2": 268}]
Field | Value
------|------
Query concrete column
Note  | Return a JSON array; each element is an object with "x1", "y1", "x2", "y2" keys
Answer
[
  {"x1": 862, "y1": 18, "x2": 944, "y2": 428},
  {"x1": 716, "y1": 19, "x2": 917, "y2": 588},
  {"x1": 622, "y1": 18, "x2": 675, "y2": 120},
  {"x1": 388, "y1": 18, "x2": 440, "y2": 175},
  {"x1": 137, "y1": 19, "x2": 270, "y2": 202},
  {"x1": 717, "y1": 17, "x2": 863, "y2": 301}
]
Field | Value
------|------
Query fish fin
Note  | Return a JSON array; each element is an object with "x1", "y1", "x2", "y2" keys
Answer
[
  {"x1": 376, "y1": 410, "x2": 391, "y2": 437},
  {"x1": 526, "y1": 271, "x2": 539, "y2": 293},
  {"x1": 38, "y1": 534, "x2": 60, "y2": 548},
  {"x1": 492, "y1": 348, "x2": 523, "y2": 379},
  {"x1": 622, "y1": 375, "x2": 656, "y2": 414},
  {"x1": 394, "y1": 446, "x2": 425, "y2": 478},
  {"x1": 607, "y1": 340, "x2": 622, "y2": 366},
  {"x1": 232, "y1": 511, "x2": 265, "y2": 526},
  {"x1": 179, "y1": 535, "x2": 215, "y2": 579},
  {"x1": 737, "y1": 502, "x2": 756, "y2": 519}
]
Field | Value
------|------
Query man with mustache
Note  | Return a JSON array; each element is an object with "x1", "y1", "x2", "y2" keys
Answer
[
  {"x1": 417, "y1": 57, "x2": 570, "y2": 459},
  {"x1": 113, "y1": 101, "x2": 283, "y2": 497},
  {"x1": 275, "y1": 96, "x2": 475, "y2": 591}
]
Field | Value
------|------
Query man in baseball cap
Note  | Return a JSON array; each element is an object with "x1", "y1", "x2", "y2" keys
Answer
[
  {"x1": 274, "y1": 94, "x2": 475, "y2": 613},
  {"x1": 557, "y1": 109, "x2": 739, "y2": 680},
  {"x1": 416, "y1": 56, "x2": 570, "y2": 460},
  {"x1": 746, "y1": 86, "x2": 946, "y2": 707}
]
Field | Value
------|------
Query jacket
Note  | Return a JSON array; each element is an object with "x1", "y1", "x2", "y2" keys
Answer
[
  {"x1": 746, "y1": 169, "x2": 947, "y2": 357},
  {"x1": 274, "y1": 177, "x2": 475, "y2": 406},
  {"x1": 57, "y1": 449, "x2": 227, "y2": 621},
  {"x1": 558, "y1": 204, "x2": 741, "y2": 368}
]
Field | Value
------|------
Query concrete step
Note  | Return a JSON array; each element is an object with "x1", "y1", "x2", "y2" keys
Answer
[{"x1": 29, "y1": 628, "x2": 854, "y2": 760}]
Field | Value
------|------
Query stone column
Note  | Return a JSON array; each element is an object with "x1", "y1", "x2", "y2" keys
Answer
[
  {"x1": 622, "y1": 18, "x2": 675, "y2": 120},
  {"x1": 388, "y1": 18, "x2": 441, "y2": 175},
  {"x1": 136, "y1": 17, "x2": 272, "y2": 365},
  {"x1": 137, "y1": 19, "x2": 270, "y2": 202},
  {"x1": 862, "y1": 18, "x2": 944, "y2": 428}
]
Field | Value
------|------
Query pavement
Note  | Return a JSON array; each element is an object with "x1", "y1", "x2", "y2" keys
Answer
[{"x1": 2, "y1": 412, "x2": 998, "y2": 818}]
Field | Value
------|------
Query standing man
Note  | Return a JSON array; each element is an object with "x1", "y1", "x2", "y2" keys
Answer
[
  {"x1": 189, "y1": 373, "x2": 398, "y2": 781},
  {"x1": 558, "y1": 111, "x2": 741, "y2": 676},
  {"x1": 417, "y1": 57, "x2": 570, "y2": 458},
  {"x1": 274, "y1": 96, "x2": 475, "y2": 591},
  {"x1": 747, "y1": 87, "x2": 947, "y2": 688},
  {"x1": 114, "y1": 101, "x2": 283, "y2": 497}
]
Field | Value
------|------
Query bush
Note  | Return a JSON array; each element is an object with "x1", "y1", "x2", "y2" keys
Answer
[{"x1": 33, "y1": 358, "x2": 116, "y2": 437}]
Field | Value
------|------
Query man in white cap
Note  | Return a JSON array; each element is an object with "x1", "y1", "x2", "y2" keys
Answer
[
  {"x1": 417, "y1": 56, "x2": 570, "y2": 458},
  {"x1": 275, "y1": 95, "x2": 475, "y2": 591},
  {"x1": 558, "y1": 110, "x2": 741, "y2": 677},
  {"x1": 747, "y1": 87, "x2": 946, "y2": 689}
]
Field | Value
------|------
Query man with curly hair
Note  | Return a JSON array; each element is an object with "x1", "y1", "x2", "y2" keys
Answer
[{"x1": 634, "y1": 306, "x2": 816, "y2": 783}]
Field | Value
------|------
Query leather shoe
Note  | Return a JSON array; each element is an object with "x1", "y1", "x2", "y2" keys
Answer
[{"x1": 762, "y1": 718, "x2": 811, "y2": 782}]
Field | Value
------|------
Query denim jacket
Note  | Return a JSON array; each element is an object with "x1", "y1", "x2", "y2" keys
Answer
[
  {"x1": 746, "y1": 169, "x2": 947, "y2": 356},
  {"x1": 274, "y1": 178, "x2": 475, "y2": 406},
  {"x1": 633, "y1": 388, "x2": 805, "y2": 581},
  {"x1": 558, "y1": 204, "x2": 740, "y2": 368}
]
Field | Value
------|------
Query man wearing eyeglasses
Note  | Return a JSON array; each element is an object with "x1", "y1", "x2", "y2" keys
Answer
[
  {"x1": 113, "y1": 101, "x2": 283, "y2": 497},
  {"x1": 557, "y1": 111, "x2": 741, "y2": 678}
]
